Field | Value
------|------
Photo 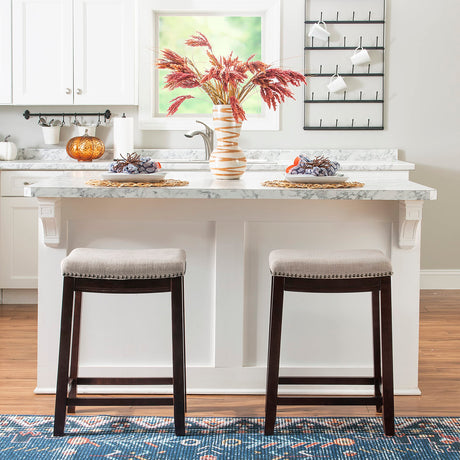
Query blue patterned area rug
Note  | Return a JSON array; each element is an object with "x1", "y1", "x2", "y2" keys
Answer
[{"x1": 0, "y1": 415, "x2": 458, "y2": 459}]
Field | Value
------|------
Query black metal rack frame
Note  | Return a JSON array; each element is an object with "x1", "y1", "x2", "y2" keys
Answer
[
  {"x1": 23, "y1": 109, "x2": 111, "y2": 123},
  {"x1": 304, "y1": 0, "x2": 386, "y2": 130}
]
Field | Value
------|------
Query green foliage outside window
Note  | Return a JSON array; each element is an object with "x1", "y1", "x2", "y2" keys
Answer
[{"x1": 158, "y1": 16, "x2": 262, "y2": 115}]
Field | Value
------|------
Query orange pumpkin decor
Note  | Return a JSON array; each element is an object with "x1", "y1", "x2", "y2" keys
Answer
[{"x1": 66, "y1": 132, "x2": 105, "y2": 162}]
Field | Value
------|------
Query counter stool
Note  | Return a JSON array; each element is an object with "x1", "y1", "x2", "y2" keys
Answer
[
  {"x1": 264, "y1": 249, "x2": 395, "y2": 436},
  {"x1": 54, "y1": 248, "x2": 187, "y2": 437}
]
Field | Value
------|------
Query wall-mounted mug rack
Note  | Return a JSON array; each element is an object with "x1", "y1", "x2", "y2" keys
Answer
[{"x1": 304, "y1": 0, "x2": 385, "y2": 130}]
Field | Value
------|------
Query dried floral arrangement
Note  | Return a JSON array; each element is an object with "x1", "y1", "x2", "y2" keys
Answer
[{"x1": 156, "y1": 32, "x2": 307, "y2": 123}]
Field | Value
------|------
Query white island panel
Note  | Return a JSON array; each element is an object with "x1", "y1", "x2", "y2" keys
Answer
[{"x1": 33, "y1": 189, "x2": 432, "y2": 396}]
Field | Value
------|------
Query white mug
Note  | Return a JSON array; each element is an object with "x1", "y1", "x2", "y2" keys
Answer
[
  {"x1": 327, "y1": 74, "x2": 347, "y2": 93},
  {"x1": 308, "y1": 21, "x2": 330, "y2": 42},
  {"x1": 350, "y1": 47, "x2": 371, "y2": 65}
]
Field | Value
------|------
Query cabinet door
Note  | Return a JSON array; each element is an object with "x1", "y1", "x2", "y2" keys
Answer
[
  {"x1": 74, "y1": 0, "x2": 137, "y2": 105},
  {"x1": 0, "y1": 0, "x2": 12, "y2": 104},
  {"x1": 0, "y1": 197, "x2": 38, "y2": 289},
  {"x1": 12, "y1": 0, "x2": 73, "y2": 104}
]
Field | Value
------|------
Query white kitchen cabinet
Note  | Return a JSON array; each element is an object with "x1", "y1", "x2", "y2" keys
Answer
[
  {"x1": 73, "y1": 0, "x2": 136, "y2": 105},
  {"x1": 12, "y1": 0, "x2": 73, "y2": 105},
  {"x1": 0, "y1": 0, "x2": 12, "y2": 104},
  {"x1": 12, "y1": 0, "x2": 136, "y2": 105},
  {"x1": 0, "y1": 197, "x2": 38, "y2": 289},
  {"x1": 0, "y1": 170, "x2": 71, "y2": 291},
  {"x1": 0, "y1": 171, "x2": 50, "y2": 289}
]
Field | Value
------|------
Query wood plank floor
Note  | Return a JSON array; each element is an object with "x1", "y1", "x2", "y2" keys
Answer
[{"x1": 0, "y1": 290, "x2": 458, "y2": 417}]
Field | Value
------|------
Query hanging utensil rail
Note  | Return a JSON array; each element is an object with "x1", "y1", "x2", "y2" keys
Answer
[{"x1": 23, "y1": 109, "x2": 111, "y2": 121}]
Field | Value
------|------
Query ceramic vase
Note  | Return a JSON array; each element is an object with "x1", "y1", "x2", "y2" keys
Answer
[{"x1": 209, "y1": 105, "x2": 246, "y2": 180}]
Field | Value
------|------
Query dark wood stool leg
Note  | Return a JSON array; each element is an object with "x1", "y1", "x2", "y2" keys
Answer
[
  {"x1": 171, "y1": 276, "x2": 186, "y2": 436},
  {"x1": 68, "y1": 291, "x2": 82, "y2": 414},
  {"x1": 264, "y1": 276, "x2": 285, "y2": 436},
  {"x1": 54, "y1": 277, "x2": 75, "y2": 436},
  {"x1": 380, "y1": 277, "x2": 395, "y2": 436},
  {"x1": 372, "y1": 289, "x2": 383, "y2": 413},
  {"x1": 181, "y1": 277, "x2": 187, "y2": 413}
]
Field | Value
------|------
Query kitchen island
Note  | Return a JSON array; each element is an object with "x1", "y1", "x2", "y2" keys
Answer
[{"x1": 25, "y1": 167, "x2": 436, "y2": 397}]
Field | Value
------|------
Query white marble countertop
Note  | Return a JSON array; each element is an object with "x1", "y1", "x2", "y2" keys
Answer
[{"x1": 24, "y1": 171, "x2": 436, "y2": 201}]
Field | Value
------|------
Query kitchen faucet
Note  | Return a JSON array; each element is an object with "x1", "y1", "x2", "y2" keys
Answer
[{"x1": 184, "y1": 120, "x2": 214, "y2": 160}]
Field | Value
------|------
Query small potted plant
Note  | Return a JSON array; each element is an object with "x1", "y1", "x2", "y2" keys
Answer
[{"x1": 39, "y1": 117, "x2": 62, "y2": 145}]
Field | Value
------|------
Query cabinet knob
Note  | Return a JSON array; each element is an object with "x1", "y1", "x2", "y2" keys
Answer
[
  {"x1": 76, "y1": 88, "x2": 82, "y2": 95},
  {"x1": 23, "y1": 181, "x2": 30, "y2": 186},
  {"x1": 65, "y1": 88, "x2": 72, "y2": 95}
]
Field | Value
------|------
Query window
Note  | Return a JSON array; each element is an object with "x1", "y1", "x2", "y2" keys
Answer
[
  {"x1": 158, "y1": 15, "x2": 262, "y2": 116},
  {"x1": 139, "y1": 0, "x2": 281, "y2": 130}
]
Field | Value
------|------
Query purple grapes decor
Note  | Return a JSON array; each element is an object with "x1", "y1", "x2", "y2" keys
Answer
[
  {"x1": 286, "y1": 155, "x2": 340, "y2": 176},
  {"x1": 109, "y1": 153, "x2": 161, "y2": 174}
]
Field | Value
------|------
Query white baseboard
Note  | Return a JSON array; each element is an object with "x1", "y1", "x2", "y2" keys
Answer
[
  {"x1": 34, "y1": 365, "x2": 421, "y2": 396},
  {"x1": 1, "y1": 289, "x2": 38, "y2": 304},
  {"x1": 34, "y1": 386, "x2": 421, "y2": 396},
  {"x1": 420, "y1": 270, "x2": 460, "y2": 289}
]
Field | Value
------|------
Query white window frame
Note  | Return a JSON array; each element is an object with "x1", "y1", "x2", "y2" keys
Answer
[{"x1": 138, "y1": 0, "x2": 281, "y2": 130}]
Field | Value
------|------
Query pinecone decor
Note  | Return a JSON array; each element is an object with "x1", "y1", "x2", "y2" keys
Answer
[
  {"x1": 286, "y1": 155, "x2": 340, "y2": 176},
  {"x1": 109, "y1": 153, "x2": 161, "y2": 174}
]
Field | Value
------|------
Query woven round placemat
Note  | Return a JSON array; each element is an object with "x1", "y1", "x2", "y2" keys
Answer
[
  {"x1": 262, "y1": 180, "x2": 364, "y2": 189},
  {"x1": 86, "y1": 179, "x2": 189, "y2": 188}
]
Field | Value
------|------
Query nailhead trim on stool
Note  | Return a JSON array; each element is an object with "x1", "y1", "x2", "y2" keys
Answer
[
  {"x1": 264, "y1": 249, "x2": 395, "y2": 437},
  {"x1": 61, "y1": 248, "x2": 186, "y2": 280},
  {"x1": 54, "y1": 248, "x2": 187, "y2": 437},
  {"x1": 269, "y1": 249, "x2": 393, "y2": 279}
]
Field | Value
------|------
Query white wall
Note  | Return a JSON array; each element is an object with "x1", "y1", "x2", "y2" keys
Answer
[{"x1": 0, "y1": 0, "x2": 459, "y2": 271}]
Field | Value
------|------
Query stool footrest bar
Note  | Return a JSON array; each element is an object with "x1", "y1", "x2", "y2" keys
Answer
[
  {"x1": 74, "y1": 377, "x2": 173, "y2": 386},
  {"x1": 279, "y1": 377, "x2": 375, "y2": 385},
  {"x1": 67, "y1": 397, "x2": 174, "y2": 406},
  {"x1": 277, "y1": 396, "x2": 379, "y2": 406}
]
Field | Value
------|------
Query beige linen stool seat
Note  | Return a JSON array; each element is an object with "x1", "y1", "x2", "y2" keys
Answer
[
  {"x1": 54, "y1": 248, "x2": 187, "y2": 436},
  {"x1": 264, "y1": 249, "x2": 395, "y2": 436}
]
